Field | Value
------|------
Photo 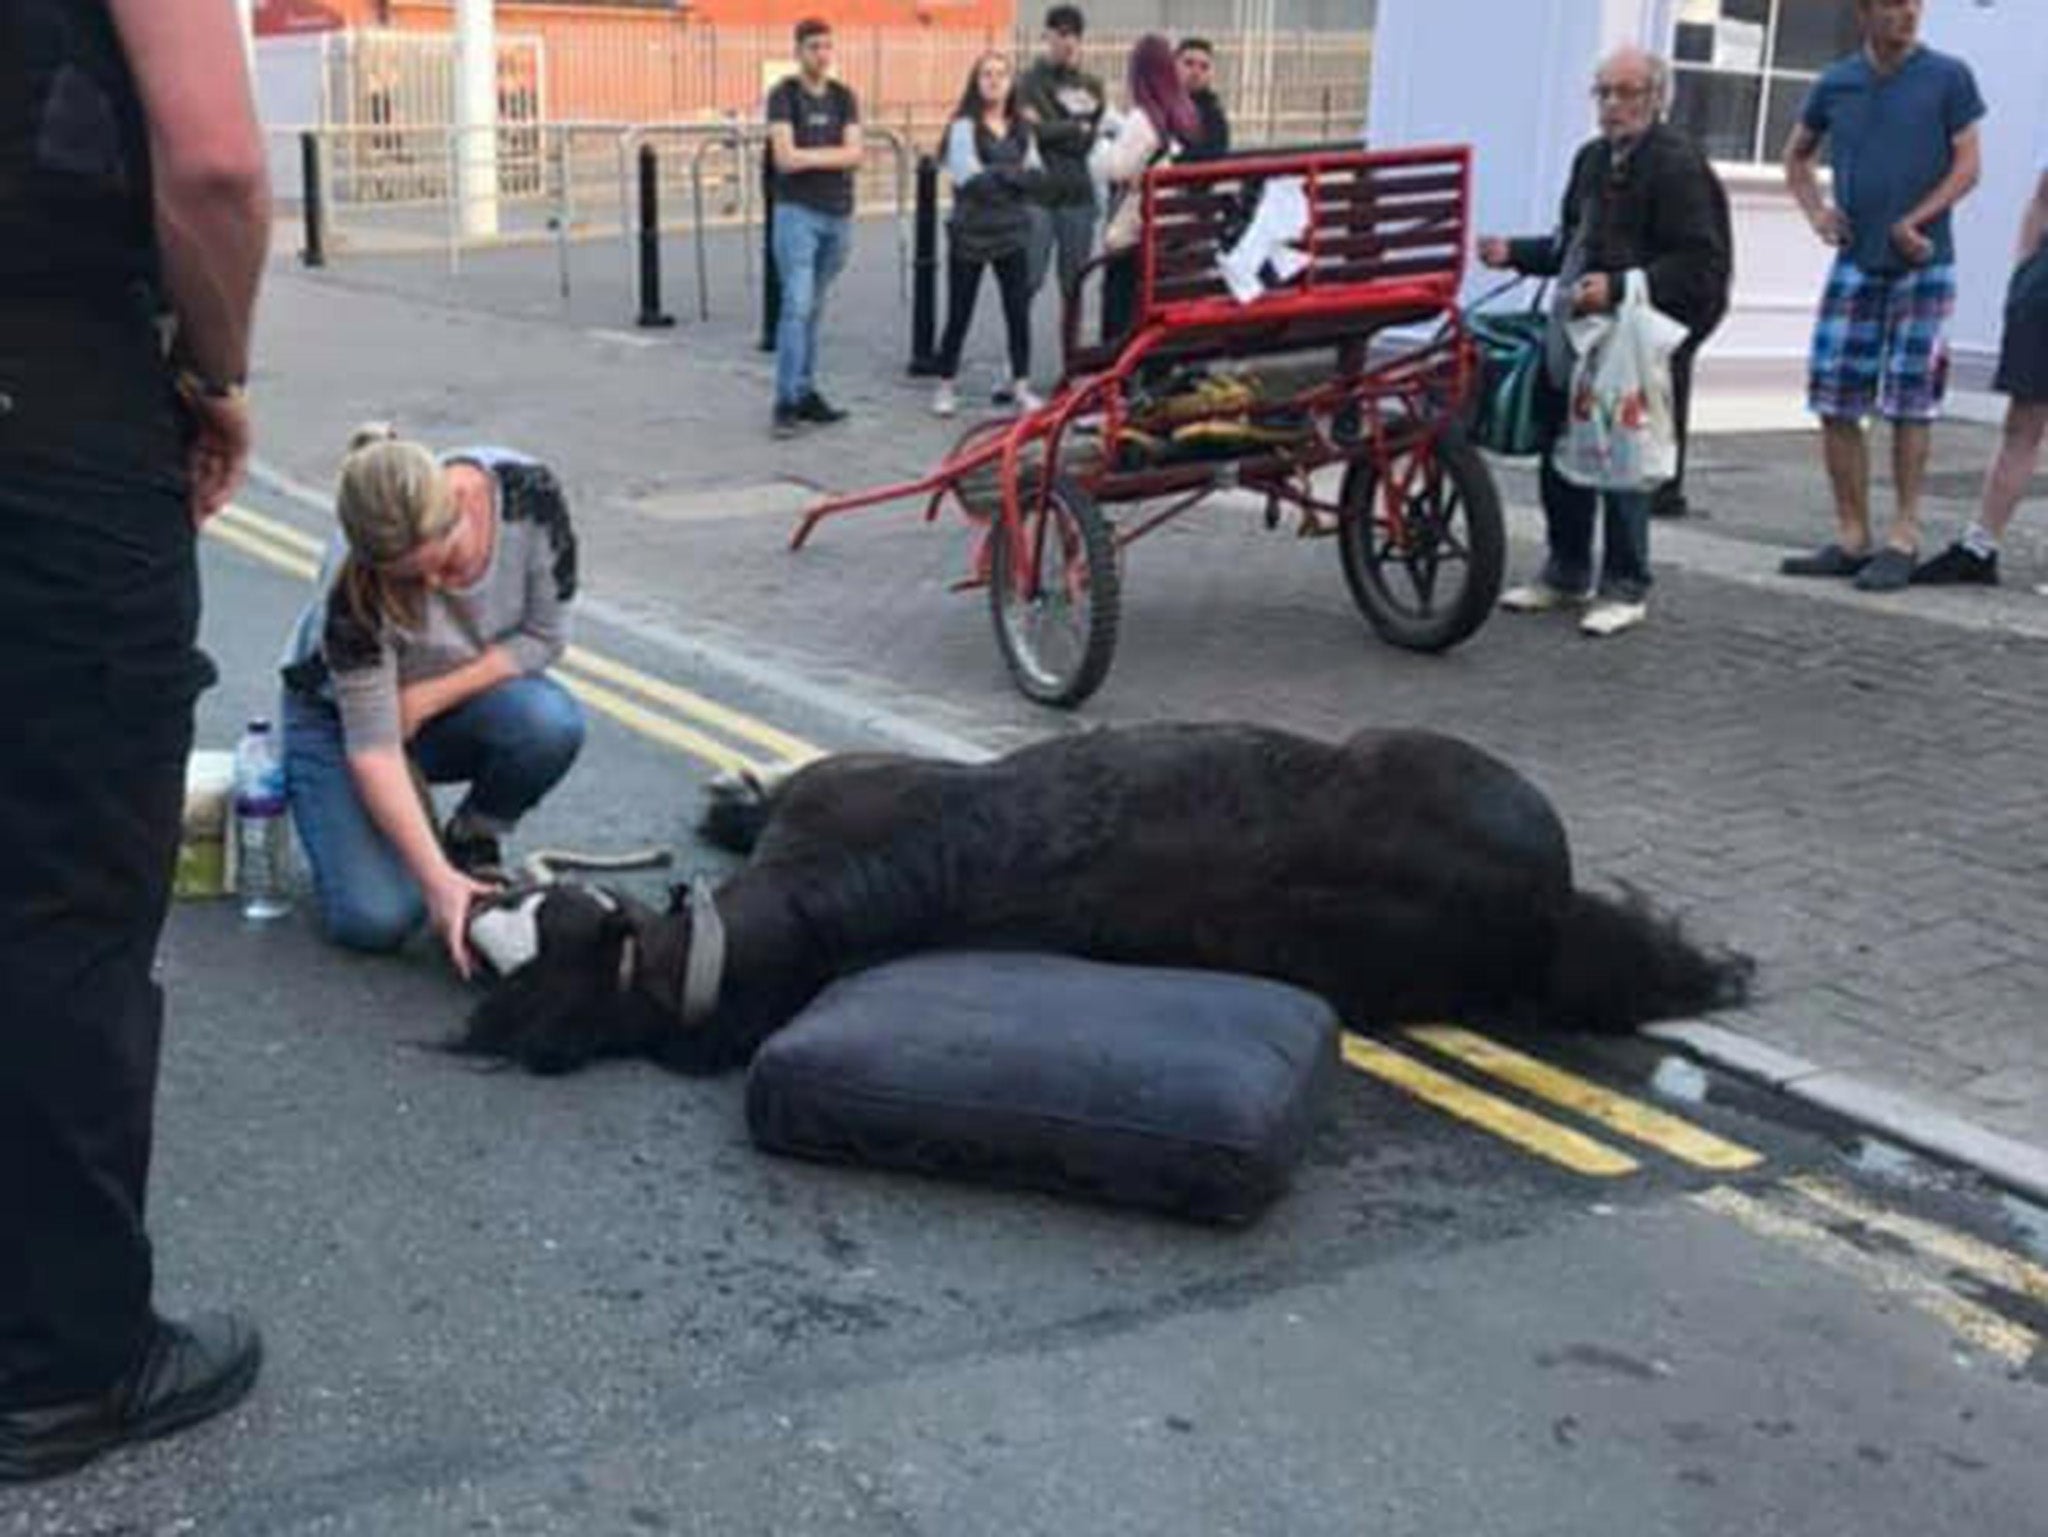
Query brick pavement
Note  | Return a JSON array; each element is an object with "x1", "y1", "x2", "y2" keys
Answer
[{"x1": 245, "y1": 241, "x2": 2048, "y2": 1167}]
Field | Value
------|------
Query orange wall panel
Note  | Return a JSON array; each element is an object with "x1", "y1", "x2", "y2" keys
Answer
[{"x1": 380, "y1": 1, "x2": 1008, "y2": 32}]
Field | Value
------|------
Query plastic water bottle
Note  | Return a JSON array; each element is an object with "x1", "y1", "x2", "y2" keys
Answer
[{"x1": 233, "y1": 718, "x2": 293, "y2": 922}]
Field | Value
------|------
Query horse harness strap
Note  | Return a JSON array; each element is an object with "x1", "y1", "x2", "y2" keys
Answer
[{"x1": 680, "y1": 878, "x2": 725, "y2": 1028}]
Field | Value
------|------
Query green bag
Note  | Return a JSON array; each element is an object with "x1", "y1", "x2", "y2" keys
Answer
[{"x1": 1466, "y1": 286, "x2": 1549, "y2": 459}]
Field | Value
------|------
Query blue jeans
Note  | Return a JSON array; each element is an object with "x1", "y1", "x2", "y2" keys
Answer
[
  {"x1": 772, "y1": 201, "x2": 852, "y2": 407},
  {"x1": 1538, "y1": 455, "x2": 1653, "y2": 601},
  {"x1": 283, "y1": 674, "x2": 585, "y2": 952},
  {"x1": 1026, "y1": 199, "x2": 1097, "y2": 301}
]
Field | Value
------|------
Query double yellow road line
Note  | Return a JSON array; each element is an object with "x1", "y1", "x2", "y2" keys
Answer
[
  {"x1": 1697, "y1": 1176, "x2": 2047, "y2": 1367},
  {"x1": 206, "y1": 502, "x2": 821, "y2": 777},
  {"x1": 1343, "y1": 1025, "x2": 1764, "y2": 1178}
]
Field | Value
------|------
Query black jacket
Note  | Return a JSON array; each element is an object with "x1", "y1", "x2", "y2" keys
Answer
[
  {"x1": 1187, "y1": 90, "x2": 1231, "y2": 161},
  {"x1": 1507, "y1": 123, "x2": 1732, "y2": 340},
  {"x1": 1018, "y1": 58, "x2": 1106, "y2": 208}
]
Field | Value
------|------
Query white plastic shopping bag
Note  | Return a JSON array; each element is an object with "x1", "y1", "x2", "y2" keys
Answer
[{"x1": 1555, "y1": 270, "x2": 1689, "y2": 492}]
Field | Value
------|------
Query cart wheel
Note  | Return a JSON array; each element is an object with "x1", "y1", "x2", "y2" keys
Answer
[
  {"x1": 988, "y1": 474, "x2": 1120, "y2": 707},
  {"x1": 1337, "y1": 430, "x2": 1504, "y2": 652}
]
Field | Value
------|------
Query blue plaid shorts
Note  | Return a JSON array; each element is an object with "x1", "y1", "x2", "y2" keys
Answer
[{"x1": 1807, "y1": 257, "x2": 1956, "y2": 423}]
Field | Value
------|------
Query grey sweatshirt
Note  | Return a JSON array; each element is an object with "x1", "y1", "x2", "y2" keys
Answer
[{"x1": 280, "y1": 447, "x2": 578, "y2": 751}]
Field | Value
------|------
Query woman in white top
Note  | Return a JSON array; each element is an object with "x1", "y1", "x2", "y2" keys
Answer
[{"x1": 1087, "y1": 33, "x2": 1201, "y2": 345}]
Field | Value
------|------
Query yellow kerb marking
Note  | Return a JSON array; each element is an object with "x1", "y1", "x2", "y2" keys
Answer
[
  {"x1": 555, "y1": 672, "x2": 758, "y2": 776},
  {"x1": 1692, "y1": 1185, "x2": 2039, "y2": 1367},
  {"x1": 205, "y1": 513, "x2": 319, "y2": 581},
  {"x1": 220, "y1": 504, "x2": 324, "y2": 555},
  {"x1": 1406, "y1": 1025, "x2": 1763, "y2": 1171},
  {"x1": 562, "y1": 645, "x2": 822, "y2": 766},
  {"x1": 1340, "y1": 1033, "x2": 1639, "y2": 1177},
  {"x1": 1785, "y1": 1175, "x2": 2048, "y2": 1308}
]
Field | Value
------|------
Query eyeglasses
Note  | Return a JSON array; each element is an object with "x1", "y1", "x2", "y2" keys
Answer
[{"x1": 1591, "y1": 83, "x2": 1651, "y2": 102}]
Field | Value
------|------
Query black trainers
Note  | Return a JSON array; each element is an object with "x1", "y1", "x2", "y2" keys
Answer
[
  {"x1": 443, "y1": 814, "x2": 505, "y2": 879},
  {"x1": 0, "y1": 1311, "x2": 262, "y2": 1483},
  {"x1": 1912, "y1": 541, "x2": 2000, "y2": 586},
  {"x1": 795, "y1": 392, "x2": 847, "y2": 426},
  {"x1": 771, "y1": 402, "x2": 804, "y2": 439},
  {"x1": 1852, "y1": 546, "x2": 1917, "y2": 592},
  {"x1": 1780, "y1": 542, "x2": 1871, "y2": 578}
]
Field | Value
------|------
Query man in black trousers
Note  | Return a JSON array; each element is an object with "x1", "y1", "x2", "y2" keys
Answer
[{"x1": 1, "y1": 0, "x2": 271, "y2": 1482}]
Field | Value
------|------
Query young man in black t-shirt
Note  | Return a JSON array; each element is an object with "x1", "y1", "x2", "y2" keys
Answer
[{"x1": 766, "y1": 18, "x2": 863, "y2": 437}]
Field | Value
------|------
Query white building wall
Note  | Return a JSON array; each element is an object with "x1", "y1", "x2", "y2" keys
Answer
[{"x1": 1924, "y1": 0, "x2": 2048, "y2": 385}]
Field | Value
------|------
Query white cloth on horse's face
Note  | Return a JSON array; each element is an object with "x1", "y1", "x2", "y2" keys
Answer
[
  {"x1": 469, "y1": 889, "x2": 549, "y2": 978},
  {"x1": 468, "y1": 881, "x2": 626, "y2": 981}
]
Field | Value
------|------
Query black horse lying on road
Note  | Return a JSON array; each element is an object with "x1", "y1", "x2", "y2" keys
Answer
[{"x1": 459, "y1": 723, "x2": 1753, "y2": 1076}]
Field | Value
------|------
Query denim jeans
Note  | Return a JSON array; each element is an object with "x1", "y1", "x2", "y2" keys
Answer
[
  {"x1": 1535, "y1": 371, "x2": 1654, "y2": 601},
  {"x1": 771, "y1": 201, "x2": 852, "y2": 407},
  {"x1": 1538, "y1": 456, "x2": 1653, "y2": 601},
  {"x1": 1, "y1": 296, "x2": 210, "y2": 1405},
  {"x1": 1026, "y1": 199, "x2": 1098, "y2": 302},
  {"x1": 284, "y1": 674, "x2": 585, "y2": 952}
]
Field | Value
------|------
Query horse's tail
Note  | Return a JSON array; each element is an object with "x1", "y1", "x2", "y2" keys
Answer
[
  {"x1": 1545, "y1": 884, "x2": 1753, "y2": 1034},
  {"x1": 698, "y1": 762, "x2": 799, "y2": 854}
]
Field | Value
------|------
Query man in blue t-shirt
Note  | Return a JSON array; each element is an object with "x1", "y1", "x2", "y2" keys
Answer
[{"x1": 1780, "y1": 0, "x2": 1984, "y2": 593}]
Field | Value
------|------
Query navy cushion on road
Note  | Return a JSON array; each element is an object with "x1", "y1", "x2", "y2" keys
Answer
[{"x1": 746, "y1": 950, "x2": 1338, "y2": 1224}]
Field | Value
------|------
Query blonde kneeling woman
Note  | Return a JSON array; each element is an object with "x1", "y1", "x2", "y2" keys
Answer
[{"x1": 279, "y1": 427, "x2": 585, "y2": 973}]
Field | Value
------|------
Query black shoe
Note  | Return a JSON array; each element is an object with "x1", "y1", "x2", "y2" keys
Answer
[
  {"x1": 1780, "y1": 541, "x2": 1871, "y2": 578},
  {"x1": 0, "y1": 1312, "x2": 262, "y2": 1483},
  {"x1": 443, "y1": 816, "x2": 505, "y2": 879},
  {"x1": 1912, "y1": 541, "x2": 2000, "y2": 586},
  {"x1": 795, "y1": 392, "x2": 847, "y2": 425},
  {"x1": 990, "y1": 382, "x2": 1016, "y2": 407},
  {"x1": 1851, "y1": 546, "x2": 1917, "y2": 592},
  {"x1": 771, "y1": 402, "x2": 804, "y2": 439}
]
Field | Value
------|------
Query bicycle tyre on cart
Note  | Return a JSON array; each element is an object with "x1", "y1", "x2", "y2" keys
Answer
[
  {"x1": 988, "y1": 474, "x2": 1121, "y2": 707},
  {"x1": 1337, "y1": 429, "x2": 1504, "y2": 652}
]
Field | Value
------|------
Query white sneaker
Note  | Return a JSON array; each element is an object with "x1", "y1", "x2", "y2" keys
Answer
[
  {"x1": 931, "y1": 380, "x2": 958, "y2": 418},
  {"x1": 1499, "y1": 581, "x2": 1589, "y2": 613},
  {"x1": 1580, "y1": 598, "x2": 1648, "y2": 636},
  {"x1": 1013, "y1": 383, "x2": 1044, "y2": 413}
]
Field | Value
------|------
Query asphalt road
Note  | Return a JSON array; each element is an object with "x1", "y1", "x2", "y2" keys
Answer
[{"x1": 4, "y1": 486, "x2": 2044, "y2": 1537}]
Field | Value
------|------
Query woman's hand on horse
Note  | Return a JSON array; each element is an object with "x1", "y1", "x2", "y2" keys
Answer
[{"x1": 426, "y1": 867, "x2": 499, "y2": 979}]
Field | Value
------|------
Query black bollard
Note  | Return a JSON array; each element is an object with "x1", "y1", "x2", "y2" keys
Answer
[
  {"x1": 299, "y1": 131, "x2": 326, "y2": 269},
  {"x1": 907, "y1": 153, "x2": 941, "y2": 375},
  {"x1": 757, "y1": 146, "x2": 780, "y2": 353},
  {"x1": 636, "y1": 142, "x2": 675, "y2": 329}
]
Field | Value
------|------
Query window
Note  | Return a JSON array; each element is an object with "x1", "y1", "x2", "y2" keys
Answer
[{"x1": 1669, "y1": 0, "x2": 1860, "y2": 164}]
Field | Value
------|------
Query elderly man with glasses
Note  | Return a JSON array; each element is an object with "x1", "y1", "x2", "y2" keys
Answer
[{"x1": 1478, "y1": 47, "x2": 1731, "y2": 637}]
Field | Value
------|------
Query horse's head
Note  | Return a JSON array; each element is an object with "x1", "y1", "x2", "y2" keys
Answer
[{"x1": 458, "y1": 882, "x2": 676, "y2": 1074}]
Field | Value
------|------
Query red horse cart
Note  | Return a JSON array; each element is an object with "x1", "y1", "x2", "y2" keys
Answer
[{"x1": 790, "y1": 143, "x2": 1504, "y2": 707}]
